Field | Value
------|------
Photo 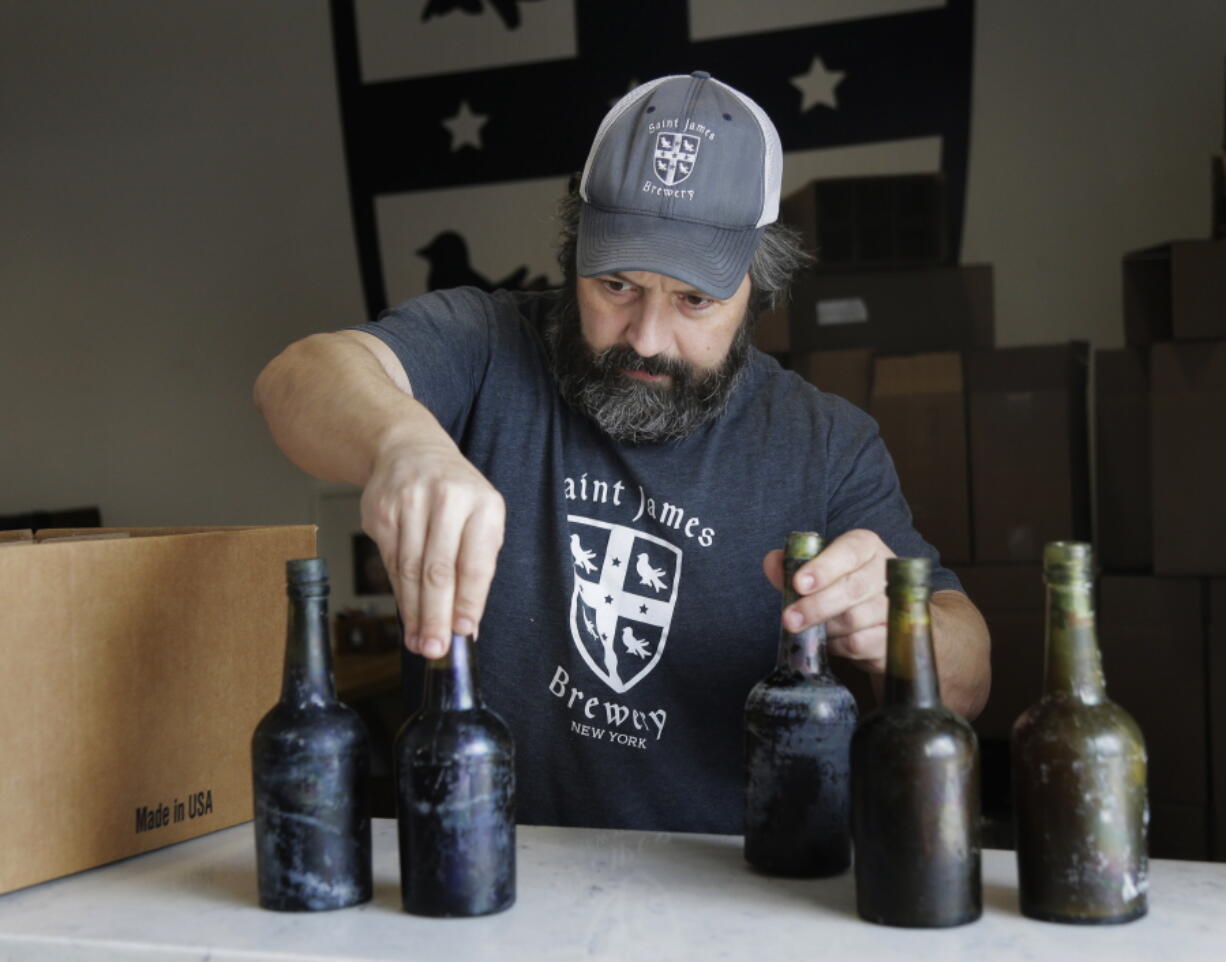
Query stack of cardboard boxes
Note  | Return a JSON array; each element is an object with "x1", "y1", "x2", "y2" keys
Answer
[
  {"x1": 1095, "y1": 231, "x2": 1226, "y2": 861},
  {"x1": 760, "y1": 146, "x2": 1225, "y2": 859}
]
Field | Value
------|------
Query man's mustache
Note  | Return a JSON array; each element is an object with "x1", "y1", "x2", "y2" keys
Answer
[{"x1": 589, "y1": 345, "x2": 691, "y2": 382}]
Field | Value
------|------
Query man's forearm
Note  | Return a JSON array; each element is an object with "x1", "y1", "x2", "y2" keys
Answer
[
  {"x1": 253, "y1": 330, "x2": 442, "y2": 486},
  {"x1": 928, "y1": 589, "x2": 991, "y2": 720}
]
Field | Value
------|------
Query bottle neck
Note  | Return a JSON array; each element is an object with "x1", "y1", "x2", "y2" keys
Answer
[
  {"x1": 423, "y1": 634, "x2": 483, "y2": 711},
  {"x1": 1044, "y1": 578, "x2": 1106, "y2": 702},
  {"x1": 281, "y1": 588, "x2": 335, "y2": 705},
  {"x1": 777, "y1": 554, "x2": 828, "y2": 676},
  {"x1": 883, "y1": 591, "x2": 940, "y2": 708}
]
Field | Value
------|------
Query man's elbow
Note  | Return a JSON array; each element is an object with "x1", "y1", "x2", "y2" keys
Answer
[{"x1": 252, "y1": 335, "x2": 322, "y2": 417}]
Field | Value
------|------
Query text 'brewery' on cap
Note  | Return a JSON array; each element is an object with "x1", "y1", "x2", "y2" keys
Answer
[{"x1": 577, "y1": 71, "x2": 782, "y2": 301}]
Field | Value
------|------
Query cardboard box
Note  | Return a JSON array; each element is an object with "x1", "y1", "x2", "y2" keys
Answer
[
  {"x1": 0, "y1": 525, "x2": 317, "y2": 895},
  {"x1": 1123, "y1": 241, "x2": 1226, "y2": 344},
  {"x1": 779, "y1": 175, "x2": 949, "y2": 270},
  {"x1": 1094, "y1": 349, "x2": 1152, "y2": 571},
  {"x1": 788, "y1": 264, "x2": 994, "y2": 355},
  {"x1": 790, "y1": 348, "x2": 874, "y2": 411},
  {"x1": 870, "y1": 353, "x2": 971, "y2": 564},
  {"x1": 1099, "y1": 577, "x2": 1207, "y2": 809},
  {"x1": 1210, "y1": 580, "x2": 1226, "y2": 860},
  {"x1": 966, "y1": 343, "x2": 1091, "y2": 563},
  {"x1": 955, "y1": 563, "x2": 1045, "y2": 742},
  {"x1": 1151, "y1": 341, "x2": 1226, "y2": 575}
]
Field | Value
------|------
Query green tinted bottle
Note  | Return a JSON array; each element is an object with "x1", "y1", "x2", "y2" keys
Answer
[
  {"x1": 851, "y1": 557, "x2": 981, "y2": 927},
  {"x1": 743, "y1": 531, "x2": 858, "y2": 876},
  {"x1": 1012, "y1": 541, "x2": 1148, "y2": 923}
]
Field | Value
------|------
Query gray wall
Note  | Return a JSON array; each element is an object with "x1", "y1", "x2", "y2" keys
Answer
[{"x1": 2, "y1": 0, "x2": 1224, "y2": 530}]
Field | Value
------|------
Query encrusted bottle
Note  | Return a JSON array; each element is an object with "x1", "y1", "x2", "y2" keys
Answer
[
  {"x1": 251, "y1": 557, "x2": 372, "y2": 911},
  {"x1": 851, "y1": 557, "x2": 981, "y2": 927},
  {"x1": 395, "y1": 633, "x2": 515, "y2": 917},
  {"x1": 1012, "y1": 541, "x2": 1148, "y2": 923},
  {"x1": 743, "y1": 531, "x2": 858, "y2": 876}
]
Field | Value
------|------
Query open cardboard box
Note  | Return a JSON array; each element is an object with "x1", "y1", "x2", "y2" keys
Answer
[{"x1": 0, "y1": 525, "x2": 316, "y2": 895}]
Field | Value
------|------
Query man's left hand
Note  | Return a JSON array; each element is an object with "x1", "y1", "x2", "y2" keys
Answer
[{"x1": 761, "y1": 528, "x2": 894, "y2": 673}]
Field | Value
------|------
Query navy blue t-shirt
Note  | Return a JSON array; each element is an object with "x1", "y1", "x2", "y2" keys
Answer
[{"x1": 357, "y1": 286, "x2": 961, "y2": 834}]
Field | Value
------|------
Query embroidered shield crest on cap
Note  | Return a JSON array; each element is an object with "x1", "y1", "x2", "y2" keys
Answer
[{"x1": 652, "y1": 132, "x2": 701, "y2": 187}]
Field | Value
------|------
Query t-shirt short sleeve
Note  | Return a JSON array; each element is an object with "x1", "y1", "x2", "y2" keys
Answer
[
  {"x1": 820, "y1": 392, "x2": 963, "y2": 595},
  {"x1": 351, "y1": 286, "x2": 498, "y2": 440}
]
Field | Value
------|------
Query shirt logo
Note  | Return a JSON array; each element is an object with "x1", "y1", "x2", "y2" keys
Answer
[
  {"x1": 567, "y1": 516, "x2": 681, "y2": 693},
  {"x1": 652, "y1": 132, "x2": 700, "y2": 187}
]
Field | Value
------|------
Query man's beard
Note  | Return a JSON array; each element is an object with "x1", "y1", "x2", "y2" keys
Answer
[{"x1": 544, "y1": 288, "x2": 753, "y2": 444}]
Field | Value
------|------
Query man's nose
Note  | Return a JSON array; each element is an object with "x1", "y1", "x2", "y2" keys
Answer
[{"x1": 624, "y1": 296, "x2": 670, "y2": 358}]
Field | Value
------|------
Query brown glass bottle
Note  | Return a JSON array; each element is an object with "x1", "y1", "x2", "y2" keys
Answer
[
  {"x1": 395, "y1": 633, "x2": 515, "y2": 917},
  {"x1": 251, "y1": 557, "x2": 372, "y2": 911},
  {"x1": 1012, "y1": 541, "x2": 1148, "y2": 923},
  {"x1": 851, "y1": 557, "x2": 981, "y2": 927},
  {"x1": 744, "y1": 531, "x2": 858, "y2": 876}
]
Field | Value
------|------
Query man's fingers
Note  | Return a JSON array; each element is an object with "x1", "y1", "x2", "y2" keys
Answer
[
  {"x1": 416, "y1": 494, "x2": 470, "y2": 659},
  {"x1": 828, "y1": 623, "x2": 887, "y2": 670},
  {"x1": 793, "y1": 528, "x2": 885, "y2": 593},
  {"x1": 451, "y1": 497, "x2": 505, "y2": 638}
]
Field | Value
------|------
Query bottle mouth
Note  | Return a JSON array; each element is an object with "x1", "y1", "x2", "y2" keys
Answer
[
  {"x1": 886, "y1": 557, "x2": 931, "y2": 592},
  {"x1": 1042, "y1": 541, "x2": 1094, "y2": 582},
  {"x1": 784, "y1": 530, "x2": 824, "y2": 561},
  {"x1": 286, "y1": 557, "x2": 329, "y2": 589}
]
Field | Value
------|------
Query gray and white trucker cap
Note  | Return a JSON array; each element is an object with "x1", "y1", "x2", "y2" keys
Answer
[{"x1": 577, "y1": 71, "x2": 783, "y2": 301}]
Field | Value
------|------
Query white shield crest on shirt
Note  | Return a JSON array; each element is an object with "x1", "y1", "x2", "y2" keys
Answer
[{"x1": 566, "y1": 515, "x2": 681, "y2": 694}]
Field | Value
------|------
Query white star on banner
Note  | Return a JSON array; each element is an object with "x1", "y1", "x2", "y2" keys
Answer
[
  {"x1": 443, "y1": 100, "x2": 488, "y2": 151},
  {"x1": 791, "y1": 56, "x2": 846, "y2": 112}
]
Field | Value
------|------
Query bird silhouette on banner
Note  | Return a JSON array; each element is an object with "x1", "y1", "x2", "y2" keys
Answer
[{"x1": 417, "y1": 231, "x2": 550, "y2": 293}]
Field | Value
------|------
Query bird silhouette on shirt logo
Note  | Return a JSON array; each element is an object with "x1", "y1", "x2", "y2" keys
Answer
[{"x1": 635, "y1": 553, "x2": 669, "y2": 593}]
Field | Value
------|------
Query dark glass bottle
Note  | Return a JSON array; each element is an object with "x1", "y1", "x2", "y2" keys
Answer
[
  {"x1": 743, "y1": 531, "x2": 858, "y2": 876},
  {"x1": 251, "y1": 557, "x2": 372, "y2": 911},
  {"x1": 395, "y1": 633, "x2": 515, "y2": 917},
  {"x1": 851, "y1": 557, "x2": 981, "y2": 928},
  {"x1": 1012, "y1": 541, "x2": 1148, "y2": 924}
]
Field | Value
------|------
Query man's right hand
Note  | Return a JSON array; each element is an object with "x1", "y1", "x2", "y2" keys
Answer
[{"x1": 360, "y1": 434, "x2": 505, "y2": 658}]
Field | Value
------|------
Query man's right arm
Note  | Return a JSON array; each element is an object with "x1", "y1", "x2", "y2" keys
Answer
[{"x1": 252, "y1": 331, "x2": 505, "y2": 658}]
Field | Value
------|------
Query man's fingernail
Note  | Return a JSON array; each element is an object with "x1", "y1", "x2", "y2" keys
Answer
[
  {"x1": 405, "y1": 632, "x2": 419, "y2": 652},
  {"x1": 785, "y1": 610, "x2": 803, "y2": 630},
  {"x1": 796, "y1": 575, "x2": 814, "y2": 591},
  {"x1": 455, "y1": 617, "x2": 475, "y2": 637},
  {"x1": 422, "y1": 638, "x2": 444, "y2": 659}
]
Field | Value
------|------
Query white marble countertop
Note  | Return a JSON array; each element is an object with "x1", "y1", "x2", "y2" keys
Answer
[{"x1": 0, "y1": 819, "x2": 1223, "y2": 961}]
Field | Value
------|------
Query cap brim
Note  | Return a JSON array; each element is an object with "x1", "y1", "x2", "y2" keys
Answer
[{"x1": 577, "y1": 205, "x2": 761, "y2": 301}]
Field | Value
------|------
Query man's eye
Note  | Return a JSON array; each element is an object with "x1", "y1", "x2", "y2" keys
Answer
[
  {"x1": 684, "y1": 294, "x2": 713, "y2": 309},
  {"x1": 602, "y1": 279, "x2": 632, "y2": 294}
]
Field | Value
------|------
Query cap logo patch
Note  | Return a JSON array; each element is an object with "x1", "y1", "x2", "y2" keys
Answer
[{"x1": 652, "y1": 132, "x2": 701, "y2": 187}]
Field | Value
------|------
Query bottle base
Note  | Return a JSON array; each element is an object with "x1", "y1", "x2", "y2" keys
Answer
[
  {"x1": 1021, "y1": 904, "x2": 1147, "y2": 925},
  {"x1": 744, "y1": 855, "x2": 850, "y2": 879},
  {"x1": 402, "y1": 895, "x2": 516, "y2": 918},
  {"x1": 857, "y1": 907, "x2": 982, "y2": 929},
  {"x1": 259, "y1": 892, "x2": 372, "y2": 913}
]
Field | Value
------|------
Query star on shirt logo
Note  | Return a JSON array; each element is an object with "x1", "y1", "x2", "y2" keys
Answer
[
  {"x1": 442, "y1": 100, "x2": 489, "y2": 151},
  {"x1": 791, "y1": 56, "x2": 846, "y2": 112}
]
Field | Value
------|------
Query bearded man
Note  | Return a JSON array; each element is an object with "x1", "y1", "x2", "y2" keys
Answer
[{"x1": 254, "y1": 72, "x2": 989, "y2": 833}]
